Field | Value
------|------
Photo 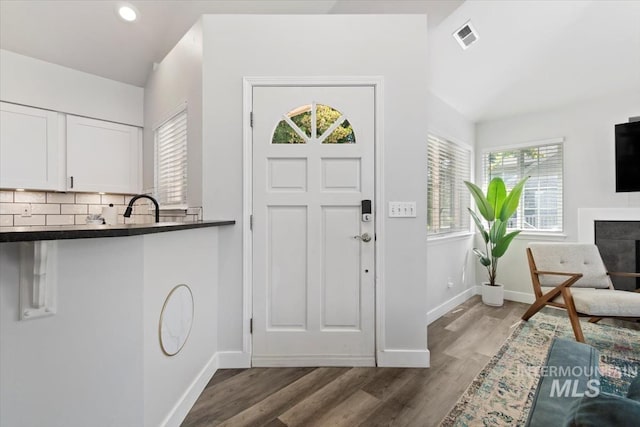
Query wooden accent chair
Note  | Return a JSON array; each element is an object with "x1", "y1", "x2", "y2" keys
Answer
[{"x1": 523, "y1": 242, "x2": 640, "y2": 342}]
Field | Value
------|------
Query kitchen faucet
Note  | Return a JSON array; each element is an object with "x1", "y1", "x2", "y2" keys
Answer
[{"x1": 123, "y1": 194, "x2": 160, "y2": 223}]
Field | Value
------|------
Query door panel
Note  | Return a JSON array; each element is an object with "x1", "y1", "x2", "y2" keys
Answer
[
  {"x1": 268, "y1": 206, "x2": 307, "y2": 329},
  {"x1": 322, "y1": 205, "x2": 361, "y2": 329},
  {"x1": 252, "y1": 86, "x2": 375, "y2": 366},
  {"x1": 321, "y1": 158, "x2": 361, "y2": 191},
  {"x1": 268, "y1": 158, "x2": 307, "y2": 192}
]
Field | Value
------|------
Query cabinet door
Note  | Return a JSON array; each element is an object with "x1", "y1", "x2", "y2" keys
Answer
[
  {"x1": 66, "y1": 115, "x2": 141, "y2": 194},
  {"x1": 0, "y1": 102, "x2": 60, "y2": 190}
]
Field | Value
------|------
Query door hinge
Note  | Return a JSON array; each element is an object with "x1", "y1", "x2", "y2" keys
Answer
[
  {"x1": 250, "y1": 111, "x2": 253, "y2": 128},
  {"x1": 250, "y1": 214, "x2": 253, "y2": 231},
  {"x1": 250, "y1": 318, "x2": 253, "y2": 334}
]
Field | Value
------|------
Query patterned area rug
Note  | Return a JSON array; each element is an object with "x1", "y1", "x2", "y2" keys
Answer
[{"x1": 440, "y1": 312, "x2": 640, "y2": 426}]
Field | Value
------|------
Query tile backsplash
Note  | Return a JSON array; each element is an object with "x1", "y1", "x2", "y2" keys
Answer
[{"x1": 0, "y1": 190, "x2": 202, "y2": 227}]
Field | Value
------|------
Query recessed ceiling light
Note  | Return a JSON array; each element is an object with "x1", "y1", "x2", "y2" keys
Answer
[{"x1": 117, "y1": 3, "x2": 139, "y2": 23}]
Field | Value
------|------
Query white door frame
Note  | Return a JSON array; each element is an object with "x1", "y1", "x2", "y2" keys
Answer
[{"x1": 242, "y1": 76, "x2": 385, "y2": 364}]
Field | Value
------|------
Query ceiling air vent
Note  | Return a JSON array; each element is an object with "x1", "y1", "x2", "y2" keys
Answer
[{"x1": 453, "y1": 21, "x2": 479, "y2": 50}]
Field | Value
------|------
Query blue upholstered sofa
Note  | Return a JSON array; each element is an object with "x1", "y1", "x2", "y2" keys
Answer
[{"x1": 526, "y1": 338, "x2": 640, "y2": 427}]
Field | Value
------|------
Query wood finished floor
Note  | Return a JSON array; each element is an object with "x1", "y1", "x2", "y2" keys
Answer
[
  {"x1": 181, "y1": 296, "x2": 529, "y2": 427},
  {"x1": 182, "y1": 298, "x2": 640, "y2": 427}
]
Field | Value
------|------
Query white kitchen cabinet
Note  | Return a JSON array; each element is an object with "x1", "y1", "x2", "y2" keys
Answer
[
  {"x1": 66, "y1": 115, "x2": 141, "y2": 194},
  {"x1": 0, "y1": 102, "x2": 61, "y2": 190}
]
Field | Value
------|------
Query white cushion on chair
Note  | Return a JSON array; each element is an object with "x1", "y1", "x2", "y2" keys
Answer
[
  {"x1": 541, "y1": 287, "x2": 640, "y2": 317},
  {"x1": 529, "y1": 243, "x2": 612, "y2": 289}
]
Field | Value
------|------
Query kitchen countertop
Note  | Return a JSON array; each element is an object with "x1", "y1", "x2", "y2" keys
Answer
[{"x1": 0, "y1": 220, "x2": 235, "y2": 243}]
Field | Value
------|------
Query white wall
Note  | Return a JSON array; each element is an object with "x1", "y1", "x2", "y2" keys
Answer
[
  {"x1": 0, "y1": 239, "x2": 145, "y2": 427},
  {"x1": 143, "y1": 21, "x2": 203, "y2": 207},
  {"x1": 475, "y1": 90, "x2": 640, "y2": 297},
  {"x1": 201, "y1": 15, "x2": 430, "y2": 365},
  {"x1": 425, "y1": 91, "x2": 476, "y2": 321},
  {"x1": 0, "y1": 49, "x2": 143, "y2": 126},
  {"x1": 143, "y1": 228, "x2": 218, "y2": 427}
]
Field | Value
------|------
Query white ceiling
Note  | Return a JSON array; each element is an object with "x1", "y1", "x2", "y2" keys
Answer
[
  {"x1": 0, "y1": 0, "x2": 462, "y2": 88},
  {"x1": 1, "y1": 0, "x2": 638, "y2": 123},
  {"x1": 428, "y1": 0, "x2": 640, "y2": 122}
]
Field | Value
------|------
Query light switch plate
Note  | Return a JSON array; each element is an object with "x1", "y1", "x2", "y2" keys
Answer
[{"x1": 388, "y1": 201, "x2": 416, "y2": 217}]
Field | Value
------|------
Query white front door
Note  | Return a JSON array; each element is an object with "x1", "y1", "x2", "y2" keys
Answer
[{"x1": 252, "y1": 86, "x2": 375, "y2": 367}]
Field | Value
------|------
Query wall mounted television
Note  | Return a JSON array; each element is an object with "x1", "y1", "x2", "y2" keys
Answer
[{"x1": 615, "y1": 120, "x2": 640, "y2": 192}]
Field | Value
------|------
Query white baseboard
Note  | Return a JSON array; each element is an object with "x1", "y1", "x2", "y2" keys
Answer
[
  {"x1": 426, "y1": 287, "x2": 476, "y2": 325},
  {"x1": 160, "y1": 352, "x2": 219, "y2": 427},
  {"x1": 217, "y1": 350, "x2": 252, "y2": 369},
  {"x1": 472, "y1": 285, "x2": 535, "y2": 304},
  {"x1": 377, "y1": 349, "x2": 430, "y2": 368},
  {"x1": 504, "y1": 289, "x2": 535, "y2": 304},
  {"x1": 252, "y1": 355, "x2": 375, "y2": 367}
]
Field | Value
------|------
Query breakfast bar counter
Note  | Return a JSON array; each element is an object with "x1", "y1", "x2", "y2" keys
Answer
[
  {"x1": 0, "y1": 220, "x2": 235, "y2": 242},
  {"x1": 0, "y1": 220, "x2": 233, "y2": 426}
]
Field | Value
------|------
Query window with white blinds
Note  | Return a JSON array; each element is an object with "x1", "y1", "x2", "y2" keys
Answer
[
  {"x1": 427, "y1": 134, "x2": 471, "y2": 236},
  {"x1": 483, "y1": 139, "x2": 563, "y2": 232},
  {"x1": 155, "y1": 109, "x2": 187, "y2": 208}
]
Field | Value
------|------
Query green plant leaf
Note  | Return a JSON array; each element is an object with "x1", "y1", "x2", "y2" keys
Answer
[
  {"x1": 491, "y1": 231, "x2": 521, "y2": 258},
  {"x1": 486, "y1": 178, "x2": 506, "y2": 220},
  {"x1": 473, "y1": 248, "x2": 491, "y2": 266},
  {"x1": 489, "y1": 219, "x2": 507, "y2": 243},
  {"x1": 464, "y1": 181, "x2": 494, "y2": 221},
  {"x1": 468, "y1": 208, "x2": 489, "y2": 243},
  {"x1": 499, "y1": 176, "x2": 530, "y2": 221}
]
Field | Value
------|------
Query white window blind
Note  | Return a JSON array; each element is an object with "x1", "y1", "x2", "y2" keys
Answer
[
  {"x1": 483, "y1": 141, "x2": 563, "y2": 232},
  {"x1": 427, "y1": 134, "x2": 471, "y2": 236},
  {"x1": 155, "y1": 109, "x2": 187, "y2": 207}
]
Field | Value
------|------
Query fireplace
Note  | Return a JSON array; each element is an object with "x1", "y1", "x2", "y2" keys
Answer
[
  {"x1": 579, "y1": 208, "x2": 640, "y2": 291},
  {"x1": 595, "y1": 221, "x2": 640, "y2": 290}
]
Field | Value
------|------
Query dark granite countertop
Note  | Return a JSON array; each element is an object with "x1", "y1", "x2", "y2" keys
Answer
[{"x1": 0, "y1": 220, "x2": 235, "y2": 243}]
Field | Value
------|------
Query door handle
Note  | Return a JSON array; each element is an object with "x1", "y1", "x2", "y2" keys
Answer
[{"x1": 353, "y1": 232, "x2": 372, "y2": 242}]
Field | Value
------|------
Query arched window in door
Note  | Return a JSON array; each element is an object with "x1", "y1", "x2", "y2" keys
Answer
[{"x1": 272, "y1": 103, "x2": 356, "y2": 144}]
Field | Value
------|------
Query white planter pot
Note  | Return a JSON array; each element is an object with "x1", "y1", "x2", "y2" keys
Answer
[{"x1": 482, "y1": 282, "x2": 504, "y2": 307}]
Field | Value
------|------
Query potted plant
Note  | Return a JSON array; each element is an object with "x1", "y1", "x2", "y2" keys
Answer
[{"x1": 464, "y1": 176, "x2": 529, "y2": 306}]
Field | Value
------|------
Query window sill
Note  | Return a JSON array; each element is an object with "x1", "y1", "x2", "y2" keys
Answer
[
  {"x1": 515, "y1": 231, "x2": 567, "y2": 241},
  {"x1": 158, "y1": 207, "x2": 188, "y2": 213},
  {"x1": 427, "y1": 231, "x2": 474, "y2": 245}
]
